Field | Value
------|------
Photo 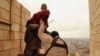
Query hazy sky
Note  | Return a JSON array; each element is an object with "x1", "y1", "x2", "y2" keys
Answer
[{"x1": 17, "y1": 0, "x2": 90, "y2": 38}]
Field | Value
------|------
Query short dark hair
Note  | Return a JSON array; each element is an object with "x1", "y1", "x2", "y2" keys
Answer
[
  {"x1": 50, "y1": 31, "x2": 59, "y2": 38},
  {"x1": 41, "y1": 3, "x2": 47, "y2": 10}
]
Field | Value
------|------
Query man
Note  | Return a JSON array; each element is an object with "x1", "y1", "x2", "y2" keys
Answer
[
  {"x1": 24, "y1": 3, "x2": 50, "y2": 56},
  {"x1": 38, "y1": 19, "x2": 68, "y2": 56},
  {"x1": 31, "y1": 3, "x2": 50, "y2": 27},
  {"x1": 24, "y1": 20, "x2": 40, "y2": 56}
]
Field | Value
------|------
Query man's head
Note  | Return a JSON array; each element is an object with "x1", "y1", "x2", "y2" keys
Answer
[
  {"x1": 41, "y1": 3, "x2": 47, "y2": 10},
  {"x1": 50, "y1": 31, "x2": 59, "y2": 38}
]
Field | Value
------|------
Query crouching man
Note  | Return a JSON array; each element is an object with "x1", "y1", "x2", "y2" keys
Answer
[{"x1": 38, "y1": 19, "x2": 68, "y2": 56}]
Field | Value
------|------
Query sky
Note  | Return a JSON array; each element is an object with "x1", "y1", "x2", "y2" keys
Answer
[{"x1": 17, "y1": 0, "x2": 90, "y2": 38}]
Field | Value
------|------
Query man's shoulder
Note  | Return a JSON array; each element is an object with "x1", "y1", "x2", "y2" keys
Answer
[{"x1": 43, "y1": 33, "x2": 53, "y2": 40}]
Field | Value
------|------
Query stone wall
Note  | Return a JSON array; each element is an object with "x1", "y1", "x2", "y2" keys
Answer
[
  {"x1": 89, "y1": 0, "x2": 100, "y2": 56},
  {"x1": 0, "y1": 0, "x2": 30, "y2": 56}
]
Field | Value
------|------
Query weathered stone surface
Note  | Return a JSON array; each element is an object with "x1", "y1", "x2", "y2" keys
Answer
[
  {"x1": 0, "y1": 0, "x2": 10, "y2": 11},
  {"x1": 22, "y1": 6, "x2": 30, "y2": 16},
  {"x1": 10, "y1": 48, "x2": 20, "y2": 56},
  {"x1": 0, "y1": 8, "x2": 10, "y2": 21},
  {"x1": 3, "y1": 40, "x2": 12, "y2": 50},
  {"x1": 0, "y1": 50, "x2": 10, "y2": 56},
  {"x1": 10, "y1": 31, "x2": 21, "y2": 40},
  {"x1": 11, "y1": 5, "x2": 21, "y2": 17},
  {"x1": 12, "y1": 40, "x2": 20, "y2": 49},
  {"x1": 0, "y1": 0, "x2": 30, "y2": 56},
  {"x1": 21, "y1": 25, "x2": 26, "y2": 33},
  {"x1": 0, "y1": 30, "x2": 9, "y2": 40},
  {"x1": 0, "y1": 41, "x2": 3, "y2": 51},
  {"x1": 11, "y1": 23, "x2": 20, "y2": 32},
  {"x1": 89, "y1": 0, "x2": 100, "y2": 56},
  {"x1": 11, "y1": 14, "x2": 21, "y2": 24},
  {"x1": 12, "y1": 0, "x2": 21, "y2": 8}
]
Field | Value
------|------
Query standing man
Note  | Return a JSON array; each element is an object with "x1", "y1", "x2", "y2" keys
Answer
[{"x1": 24, "y1": 3, "x2": 50, "y2": 56}]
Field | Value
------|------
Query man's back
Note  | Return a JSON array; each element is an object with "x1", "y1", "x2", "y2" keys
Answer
[
  {"x1": 45, "y1": 38, "x2": 68, "y2": 56},
  {"x1": 31, "y1": 10, "x2": 50, "y2": 27},
  {"x1": 24, "y1": 24, "x2": 41, "y2": 53},
  {"x1": 38, "y1": 32, "x2": 68, "y2": 56},
  {"x1": 38, "y1": 20, "x2": 68, "y2": 56}
]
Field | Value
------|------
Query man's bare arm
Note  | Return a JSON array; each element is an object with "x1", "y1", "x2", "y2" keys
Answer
[{"x1": 38, "y1": 19, "x2": 45, "y2": 37}]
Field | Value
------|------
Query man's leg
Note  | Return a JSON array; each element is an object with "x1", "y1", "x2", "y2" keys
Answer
[
  {"x1": 32, "y1": 49, "x2": 39, "y2": 56},
  {"x1": 24, "y1": 51, "x2": 33, "y2": 56}
]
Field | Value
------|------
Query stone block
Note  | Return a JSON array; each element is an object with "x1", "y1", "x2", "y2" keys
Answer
[
  {"x1": 11, "y1": 14, "x2": 21, "y2": 24},
  {"x1": 0, "y1": 50, "x2": 10, "y2": 56},
  {"x1": 11, "y1": 5, "x2": 21, "y2": 16},
  {"x1": 0, "y1": 23, "x2": 10, "y2": 30},
  {"x1": 90, "y1": 41, "x2": 96, "y2": 49},
  {"x1": 3, "y1": 30, "x2": 10, "y2": 40},
  {"x1": 10, "y1": 48, "x2": 20, "y2": 56},
  {"x1": 97, "y1": 34, "x2": 100, "y2": 42},
  {"x1": 20, "y1": 40, "x2": 25, "y2": 53},
  {"x1": 12, "y1": 40, "x2": 20, "y2": 49},
  {"x1": 0, "y1": 8, "x2": 10, "y2": 21},
  {"x1": 0, "y1": 30, "x2": 9, "y2": 40},
  {"x1": 0, "y1": 0, "x2": 10, "y2": 11},
  {"x1": 22, "y1": 12, "x2": 25, "y2": 20},
  {"x1": 22, "y1": 12, "x2": 26, "y2": 20},
  {"x1": 25, "y1": 14, "x2": 30, "y2": 20},
  {"x1": 7, "y1": 0, "x2": 10, "y2": 2},
  {"x1": 93, "y1": 15, "x2": 100, "y2": 27},
  {"x1": 21, "y1": 12, "x2": 25, "y2": 19},
  {"x1": 21, "y1": 19, "x2": 26, "y2": 26},
  {"x1": 0, "y1": 41, "x2": 3, "y2": 51},
  {"x1": 21, "y1": 25, "x2": 26, "y2": 33},
  {"x1": 93, "y1": 0, "x2": 100, "y2": 15},
  {"x1": 3, "y1": 40, "x2": 12, "y2": 50},
  {"x1": 10, "y1": 31, "x2": 21, "y2": 40},
  {"x1": 0, "y1": 18, "x2": 10, "y2": 24},
  {"x1": 12, "y1": 0, "x2": 21, "y2": 8},
  {"x1": 0, "y1": 30, "x2": 4, "y2": 40},
  {"x1": 91, "y1": 25, "x2": 100, "y2": 35},
  {"x1": 21, "y1": 46, "x2": 25, "y2": 54},
  {"x1": 21, "y1": 40, "x2": 25, "y2": 47},
  {"x1": 91, "y1": 25, "x2": 100, "y2": 34},
  {"x1": 96, "y1": 25, "x2": 100, "y2": 34},
  {"x1": 95, "y1": 42, "x2": 100, "y2": 56},
  {"x1": 21, "y1": 33, "x2": 25, "y2": 39},
  {"x1": 22, "y1": 6, "x2": 30, "y2": 16},
  {"x1": 89, "y1": 0, "x2": 96, "y2": 23},
  {"x1": 91, "y1": 27, "x2": 97, "y2": 35},
  {"x1": 3, "y1": 24, "x2": 10, "y2": 30},
  {"x1": 90, "y1": 41, "x2": 97, "y2": 56},
  {"x1": 11, "y1": 23, "x2": 20, "y2": 32},
  {"x1": 90, "y1": 46, "x2": 96, "y2": 56},
  {"x1": 22, "y1": 12, "x2": 30, "y2": 20},
  {"x1": 0, "y1": 23, "x2": 4, "y2": 30},
  {"x1": 90, "y1": 34, "x2": 98, "y2": 42},
  {"x1": 0, "y1": 51, "x2": 4, "y2": 56},
  {"x1": 90, "y1": 23, "x2": 93, "y2": 31}
]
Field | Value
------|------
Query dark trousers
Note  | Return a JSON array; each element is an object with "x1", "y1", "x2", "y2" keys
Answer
[{"x1": 24, "y1": 49, "x2": 39, "y2": 56}]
